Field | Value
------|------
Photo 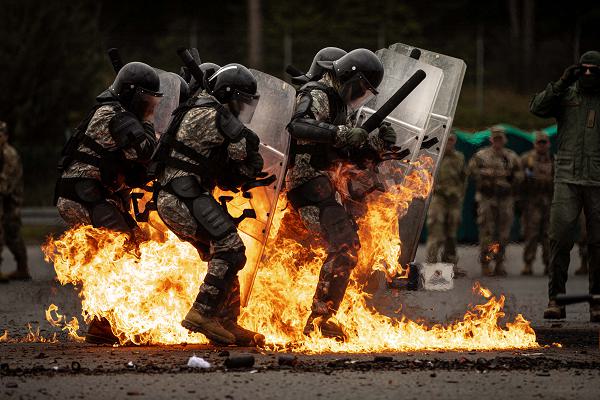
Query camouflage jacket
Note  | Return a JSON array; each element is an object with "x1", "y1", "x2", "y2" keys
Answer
[
  {"x1": 62, "y1": 103, "x2": 156, "y2": 191},
  {"x1": 467, "y1": 146, "x2": 523, "y2": 199},
  {"x1": 432, "y1": 149, "x2": 466, "y2": 199},
  {"x1": 0, "y1": 143, "x2": 23, "y2": 198},
  {"x1": 530, "y1": 81, "x2": 600, "y2": 186},
  {"x1": 287, "y1": 74, "x2": 388, "y2": 190},
  {"x1": 158, "y1": 99, "x2": 255, "y2": 191},
  {"x1": 520, "y1": 149, "x2": 554, "y2": 196}
]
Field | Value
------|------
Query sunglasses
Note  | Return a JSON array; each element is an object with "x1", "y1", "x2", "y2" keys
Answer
[{"x1": 580, "y1": 65, "x2": 600, "y2": 74}]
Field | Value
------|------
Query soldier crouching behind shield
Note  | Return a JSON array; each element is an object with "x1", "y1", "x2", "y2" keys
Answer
[
  {"x1": 153, "y1": 64, "x2": 266, "y2": 346},
  {"x1": 54, "y1": 62, "x2": 160, "y2": 344},
  {"x1": 286, "y1": 49, "x2": 396, "y2": 340}
]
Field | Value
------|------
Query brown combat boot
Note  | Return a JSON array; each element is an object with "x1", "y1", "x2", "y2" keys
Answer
[
  {"x1": 221, "y1": 320, "x2": 265, "y2": 347},
  {"x1": 521, "y1": 263, "x2": 533, "y2": 276},
  {"x1": 543, "y1": 300, "x2": 566, "y2": 319},
  {"x1": 0, "y1": 272, "x2": 8, "y2": 284},
  {"x1": 453, "y1": 266, "x2": 467, "y2": 278},
  {"x1": 85, "y1": 317, "x2": 119, "y2": 345},
  {"x1": 303, "y1": 313, "x2": 348, "y2": 341},
  {"x1": 181, "y1": 308, "x2": 235, "y2": 345}
]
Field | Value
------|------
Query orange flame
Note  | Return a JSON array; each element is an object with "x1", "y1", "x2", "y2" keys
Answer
[
  {"x1": 46, "y1": 304, "x2": 85, "y2": 342},
  {"x1": 42, "y1": 157, "x2": 538, "y2": 351}
]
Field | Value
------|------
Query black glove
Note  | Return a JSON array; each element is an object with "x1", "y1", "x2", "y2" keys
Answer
[
  {"x1": 378, "y1": 122, "x2": 396, "y2": 146},
  {"x1": 558, "y1": 64, "x2": 582, "y2": 89},
  {"x1": 244, "y1": 128, "x2": 260, "y2": 153},
  {"x1": 245, "y1": 150, "x2": 264, "y2": 177}
]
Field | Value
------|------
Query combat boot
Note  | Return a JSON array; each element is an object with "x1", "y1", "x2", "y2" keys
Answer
[
  {"x1": 453, "y1": 266, "x2": 467, "y2": 278},
  {"x1": 85, "y1": 317, "x2": 119, "y2": 345},
  {"x1": 0, "y1": 273, "x2": 8, "y2": 284},
  {"x1": 181, "y1": 307, "x2": 235, "y2": 345},
  {"x1": 493, "y1": 263, "x2": 507, "y2": 277},
  {"x1": 221, "y1": 319, "x2": 265, "y2": 347},
  {"x1": 303, "y1": 313, "x2": 348, "y2": 341},
  {"x1": 481, "y1": 263, "x2": 493, "y2": 277},
  {"x1": 543, "y1": 300, "x2": 566, "y2": 319},
  {"x1": 521, "y1": 263, "x2": 533, "y2": 276},
  {"x1": 591, "y1": 302, "x2": 600, "y2": 323}
]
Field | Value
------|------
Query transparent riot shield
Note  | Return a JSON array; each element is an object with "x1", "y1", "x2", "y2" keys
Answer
[
  {"x1": 355, "y1": 49, "x2": 443, "y2": 185},
  {"x1": 388, "y1": 43, "x2": 466, "y2": 267},
  {"x1": 215, "y1": 70, "x2": 294, "y2": 307},
  {"x1": 153, "y1": 70, "x2": 182, "y2": 136}
]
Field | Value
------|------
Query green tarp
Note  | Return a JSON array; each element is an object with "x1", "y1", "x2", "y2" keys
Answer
[{"x1": 421, "y1": 124, "x2": 558, "y2": 243}]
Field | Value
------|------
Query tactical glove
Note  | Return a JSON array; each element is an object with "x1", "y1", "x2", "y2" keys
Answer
[
  {"x1": 378, "y1": 122, "x2": 397, "y2": 146},
  {"x1": 347, "y1": 127, "x2": 368, "y2": 147},
  {"x1": 557, "y1": 64, "x2": 581, "y2": 90}
]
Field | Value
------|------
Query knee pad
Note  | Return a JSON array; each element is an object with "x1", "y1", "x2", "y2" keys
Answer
[
  {"x1": 320, "y1": 204, "x2": 360, "y2": 252},
  {"x1": 90, "y1": 202, "x2": 131, "y2": 232}
]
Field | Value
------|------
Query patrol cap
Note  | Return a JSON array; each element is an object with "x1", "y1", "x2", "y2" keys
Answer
[
  {"x1": 490, "y1": 126, "x2": 506, "y2": 139},
  {"x1": 534, "y1": 130, "x2": 549, "y2": 143},
  {"x1": 580, "y1": 50, "x2": 600, "y2": 65}
]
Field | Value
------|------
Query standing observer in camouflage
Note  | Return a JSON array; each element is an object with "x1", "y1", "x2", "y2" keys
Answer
[
  {"x1": 467, "y1": 127, "x2": 523, "y2": 276},
  {"x1": 0, "y1": 121, "x2": 29, "y2": 282},
  {"x1": 425, "y1": 133, "x2": 466, "y2": 274},
  {"x1": 54, "y1": 62, "x2": 161, "y2": 344},
  {"x1": 530, "y1": 50, "x2": 600, "y2": 322},
  {"x1": 286, "y1": 48, "x2": 393, "y2": 340},
  {"x1": 154, "y1": 64, "x2": 266, "y2": 346},
  {"x1": 520, "y1": 131, "x2": 553, "y2": 276}
]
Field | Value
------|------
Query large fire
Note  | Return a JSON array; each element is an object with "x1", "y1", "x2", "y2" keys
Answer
[{"x1": 42, "y1": 157, "x2": 538, "y2": 352}]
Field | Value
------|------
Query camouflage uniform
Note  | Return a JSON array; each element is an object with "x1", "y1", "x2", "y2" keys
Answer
[
  {"x1": 467, "y1": 130, "x2": 523, "y2": 275},
  {"x1": 55, "y1": 102, "x2": 155, "y2": 234},
  {"x1": 286, "y1": 74, "x2": 387, "y2": 325},
  {"x1": 425, "y1": 146, "x2": 466, "y2": 265},
  {"x1": 156, "y1": 98, "x2": 259, "y2": 322},
  {"x1": 520, "y1": 135, "x2": 554, "y2": 274},
  {"x1": 576, "y1": 213, "x2": 589, "y2": 275},
  {"x1": 0, "y1": 142, "x2": 28, "y2": 278}
]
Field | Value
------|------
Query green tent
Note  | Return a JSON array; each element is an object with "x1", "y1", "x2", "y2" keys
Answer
[{"x1": 422, "y1": 124, "x2": 558, "y2": 243}]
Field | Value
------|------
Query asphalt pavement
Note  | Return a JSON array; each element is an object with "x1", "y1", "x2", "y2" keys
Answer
[{"x1": 0, "y1": 243, "x2": 598, "y2": 399}]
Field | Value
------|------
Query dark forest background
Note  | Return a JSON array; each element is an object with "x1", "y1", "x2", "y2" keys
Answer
[{"x1": 0, "y1": 0, "x2": 598, "y2": 205}]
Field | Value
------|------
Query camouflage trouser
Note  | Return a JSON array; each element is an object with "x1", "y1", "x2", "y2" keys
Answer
[
  {"x1": 289, "y1": 178, "x2": 360, "y2": 318},
  {"x1": 548, "y1": 183, "x2": 600, "y2": 298},
  {"x1": 522, "y1": 196, "x2": 551, "y2": 266},
  {"x1": 0, "y1": 194, "x2": 27, "y2": 270},
  {"x1": 477, "y1": 195, "x2": 514, "y2": 266},
  {"x1": 157, "y1": 191, "x2": 245, "y2": 320},
  {"x1": 577, "y1": 213, "x2": 588, "y2": 269},
  {"x1": 425, "y1": 193, "x2": 462, "y2": 264}
]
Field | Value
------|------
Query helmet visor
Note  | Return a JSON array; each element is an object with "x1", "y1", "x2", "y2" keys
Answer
[
  {"x1": 230, "y1": 90, "x2": 260, "y2": 124},
  {"x1": 131, "y1": 87, "x2": 163, "y2": 121},
  {"x1": 340, "y1": 74, "x2": 377, "y2": 112}
]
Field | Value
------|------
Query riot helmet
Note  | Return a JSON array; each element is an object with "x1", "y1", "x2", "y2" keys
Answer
[
  {"x1": 291, "y1": 47, "x2": 347, "y2": 85},
  {"x1": 324, "y1": 48, "x2": 384, "y2": 112},
  {"x1": 109, "y1": 62, "x2": 163, "y2": 120},
  {"x1": 189, "y1": 62, "x2": 221, "y2": 95},
  {"x1": 208, "y1": 63, "x2": 260, "y2": 123}
]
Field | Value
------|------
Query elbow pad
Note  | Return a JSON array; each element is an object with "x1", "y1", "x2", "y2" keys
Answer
[
  {"x1": 109, "y1": 112, "x2": 148, "y2": 149},
  {"x1": 287, "y1": 118, "x2": 337, "y2": 144}
]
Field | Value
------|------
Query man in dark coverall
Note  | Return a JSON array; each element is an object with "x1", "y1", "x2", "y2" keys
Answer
[{"x1": 530, "y1": 50, "x2": 600, "y2": 322}]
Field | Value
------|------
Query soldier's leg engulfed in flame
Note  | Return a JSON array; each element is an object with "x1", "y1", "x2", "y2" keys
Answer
[
  {"x1": 575, "y1": 213, "x2": 589, "y2": 276},
  {"x1": 289, "y1": 176, "x2": 360, "y2": 340},
  {"x1": 56, "y1": 180, "x2": 137, "y2": 344},
  {"x1": 157, "y1": 189, "x2": 264, "y2": 346}
]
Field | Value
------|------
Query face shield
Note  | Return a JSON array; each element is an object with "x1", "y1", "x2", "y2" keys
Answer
[
  {"x1": 229, "y1": 89, "x2": 260, "y2": 124},
  {"x1": 340, "y1": 73, "x2": 378, "y2": 112},
  {"x1": 130, "y1": 87, "x2": 163, "y2": 122}
]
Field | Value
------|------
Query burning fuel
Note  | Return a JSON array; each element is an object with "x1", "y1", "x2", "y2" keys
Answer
[{"x1": 42, "y1": 158, "x2": 538, "y2": 352}]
